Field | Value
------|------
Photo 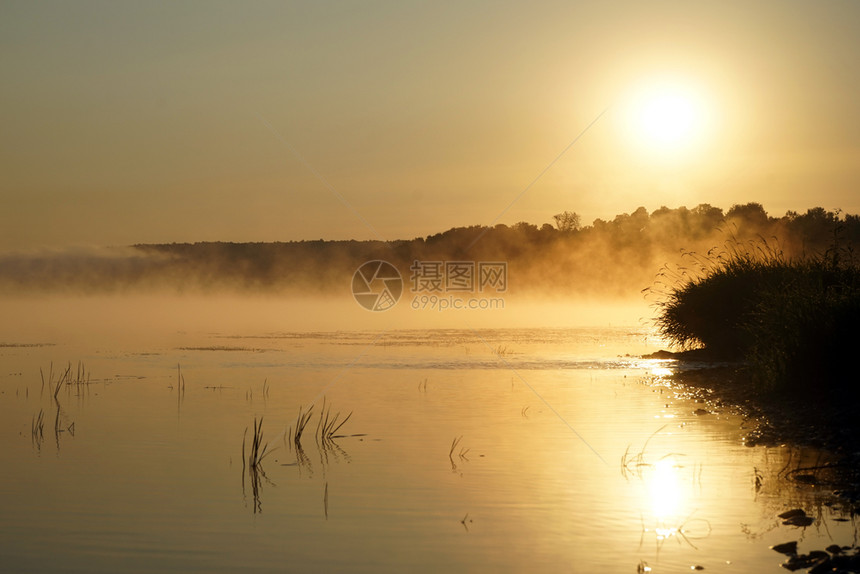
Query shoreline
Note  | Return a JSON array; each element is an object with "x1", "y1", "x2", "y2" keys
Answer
[
  {"x1": 642, "y1": 350, "x2": 860, "y2": 571},
  {"x1": 643, "y1": 350, "x2": 860, "y2": 502}
]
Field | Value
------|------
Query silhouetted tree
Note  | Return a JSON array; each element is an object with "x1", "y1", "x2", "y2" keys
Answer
[
  {"x1": 553, "y1": 211, "x2": 581, "y2": 232},
  {"x1": 726, "y1": 202, "x2": 768, "y2": 226}
]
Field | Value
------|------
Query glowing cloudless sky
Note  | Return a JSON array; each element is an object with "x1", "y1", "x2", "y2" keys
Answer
[{"x1": 1, "y1": 1, "x2": 859, "y2": 249}]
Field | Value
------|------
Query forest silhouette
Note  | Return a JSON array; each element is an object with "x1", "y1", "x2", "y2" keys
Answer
[{"x1": 1, "y1": 203, "x2": 857, "y2": 295}]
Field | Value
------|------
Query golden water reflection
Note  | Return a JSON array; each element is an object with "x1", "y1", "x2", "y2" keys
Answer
[
  {"x1": 650, "y1": 457, "x2": 684, "y2": 521},
  {"x1": 1, "y1": 316, "x2": 856, "y2": 573},
  {"x1": 630, "y1": 451, "x2": 709, "y2": 551}
]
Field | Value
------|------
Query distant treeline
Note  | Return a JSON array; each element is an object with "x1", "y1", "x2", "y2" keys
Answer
[{"x1": 1, "y1": 203, "x2": 858, "y2": 296}]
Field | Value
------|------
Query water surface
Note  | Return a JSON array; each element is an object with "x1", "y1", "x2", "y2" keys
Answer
[{"x1": 0, "y1": 299, "x2": 855, "y2": 573}]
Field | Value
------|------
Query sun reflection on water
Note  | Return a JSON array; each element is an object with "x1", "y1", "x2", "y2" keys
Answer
[
  {"x1": 650, "y1": 457, "x2": 682, "y2": 522},
  {"x1": 650, "y1": 366, "x2": 674, "y2": 378},
  {"x1": 635, "y1": 453, "x2": 712, "y2": 552}
]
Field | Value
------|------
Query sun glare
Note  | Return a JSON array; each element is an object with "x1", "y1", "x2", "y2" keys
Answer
[
  {"x1": 625, "y1": 81, "x2": 710, "y2": 158},
  {"x1": 649, "y1": 457, "x2": 682, "y2": 520},
  {"x1": 640, "y1": 93, "x2": 696, "y2": 146}
]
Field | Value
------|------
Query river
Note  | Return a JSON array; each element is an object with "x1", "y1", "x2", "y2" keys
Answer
[{"x1": 0, "y1": 296, "x2": 855, "y2": 572}]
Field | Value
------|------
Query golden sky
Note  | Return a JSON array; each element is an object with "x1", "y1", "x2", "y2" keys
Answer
[{"x1": 2, "y1": 1, "x2": 858, "y2": 249}]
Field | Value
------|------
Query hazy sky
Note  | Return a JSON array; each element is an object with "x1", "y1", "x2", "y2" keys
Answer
[{"x1": 2, "y1": 1, "x2": 858, "y2": 249}]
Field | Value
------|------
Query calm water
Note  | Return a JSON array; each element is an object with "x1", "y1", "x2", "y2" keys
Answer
[{"x1": 0, "y1": 297, "x2": 856, "y2": 573}]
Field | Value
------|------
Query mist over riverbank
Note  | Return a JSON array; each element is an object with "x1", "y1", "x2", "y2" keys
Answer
[{"x1": 2, "y1": 204, "x2": 856, "y2": 298}]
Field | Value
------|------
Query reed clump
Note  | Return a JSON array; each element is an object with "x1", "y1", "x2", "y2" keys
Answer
[
  {"x1": 243, "y1": 416, "x2": 273, "y2": 470},
  {"x1": 242, "y1": 416, "x2": 275, "y2": 513},
  {"x1": 288, "y1": 404, "x2": 314, "y2": 448},
  {"x1": 38, "y1": 361, "x2": 83, "y2": 447},
  {"x1": 449, "y1": 436, "x2": 470, "y2": 461},
  {"x1": 31, "y1": 409, "x2": 45, "y2": 447},
  {"x1": 651, "y1": 238, "x2": 860, "y2": 400},
  {"x1": 315, "y1": 397, "x2": 352, "y2": 445},
  {"x1": 287, "y1": 400, "x2": 356, "y2": 450}
]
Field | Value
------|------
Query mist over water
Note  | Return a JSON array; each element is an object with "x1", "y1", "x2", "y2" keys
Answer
[
  {"x1": 2, "y1": 203, "x2": 852, "y2": 352},
  {"x1": 0, "y1": 294, "x2": 653, "y2": 350},
  {"x1": 2, "y1": 204, "x2": 858, "y2": 573},
  {"x1": 1, "y1": 204, "x2": 853, "y2": 302},
  {"x1": 3, "y1": 0, "x2": 860, "y2": 567}
]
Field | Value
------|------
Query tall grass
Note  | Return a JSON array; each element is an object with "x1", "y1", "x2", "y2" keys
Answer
[
  {"x1": 242, "y1": 416, "x2": 274, "y2": 513},
  {"x1": 37, "y1": 361, "x2": 84, "y2": 447},
  {"x1": 31, "y1": 409, "x2": 45, "y2": 447},
  {"x1": 290, "y1": 404, "x2": 314, "y2": 448},
  {"x1": 650, "y1": 240, "x2": 791, "y2": 356},
  {"x1": 315, "y1": 397, "x2": 352, "y2": 445},
  {"x1": 243, "y1": 416, "x2": 273, "y2": 470},
  {"x1": 652, "y1": 238, "x2": 860, "y2": 398},
  {"x1": 449, "y1": 436, "x2": 469, "y2": 461}
]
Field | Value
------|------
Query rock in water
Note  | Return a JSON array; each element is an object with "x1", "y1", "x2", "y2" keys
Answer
[
  {"x1": 771, "y1": 541, "x2": 798, "y2": 555},
  {"x1": 782, "y1": 551, "x2": 830, "y2": 571},
  {"x1": 783, "y1": 514, "x2": 815, "y2": 527},
  {"x1": 778, "y1": 508, "x2": 806, "y2": 520}
]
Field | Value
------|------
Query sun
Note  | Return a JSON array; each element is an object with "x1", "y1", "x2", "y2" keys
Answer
[
  {"x1": 639, "y1": 93, "x2": 697, "y2": 146},
  {"x1": 625, "y1": 81, "x2": 710, "y2": 158}
]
